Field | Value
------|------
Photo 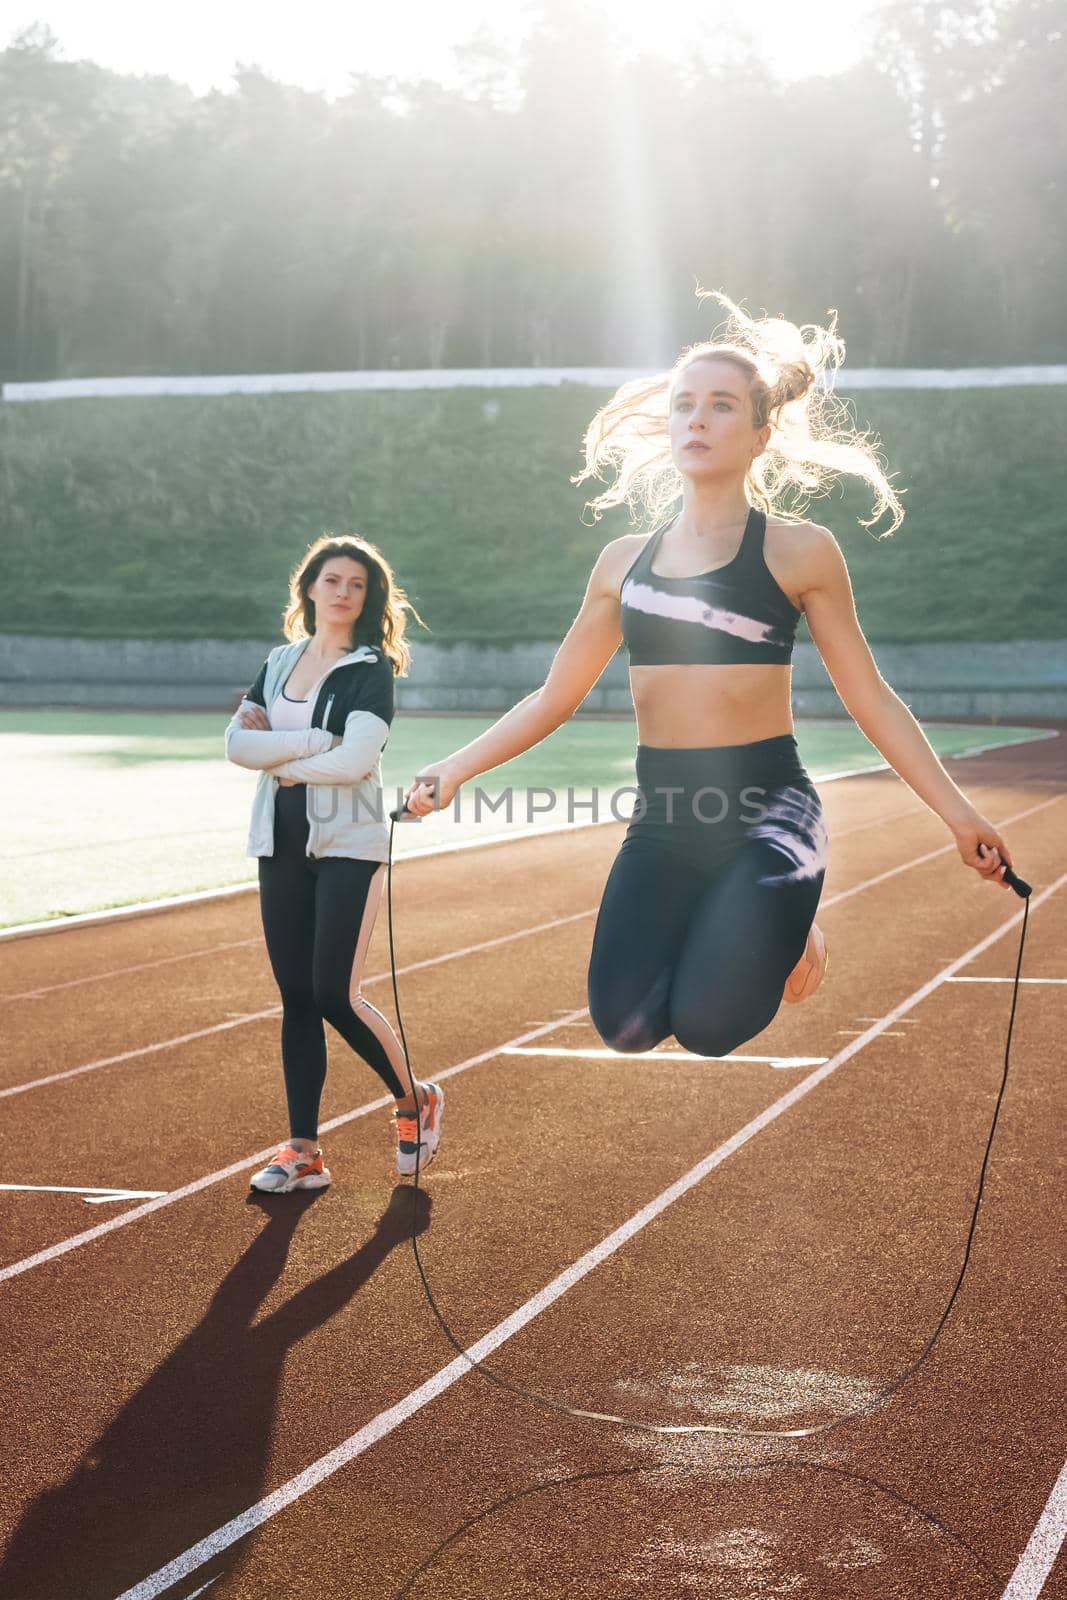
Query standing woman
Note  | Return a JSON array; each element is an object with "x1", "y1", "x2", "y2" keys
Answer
[
  {"x1": 402, "y1": 292, "x2": 1015, "y2": 1061},
  {"x1": 225, "y1": 534, "x2": 444, "y2": 1191}
]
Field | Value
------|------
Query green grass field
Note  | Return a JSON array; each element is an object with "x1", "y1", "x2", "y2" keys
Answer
[
  {"x1": 0, "y1": 711, "x2": 1051, "y2": 930},
  {"x1": 3, "y1": 384, "x2": 1065, "y2": 645}
]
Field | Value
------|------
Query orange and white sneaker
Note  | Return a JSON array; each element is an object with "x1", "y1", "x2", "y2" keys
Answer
[
  {"x1": 394, "y1": 1082, "x2": 445, "y2": 1178},
  {"x1": 249, "y1": 1143, "x2": 331, "y2": 1194},
  {"x1": 783, "y1": 923, "x2": 829, "y2": 1004}
]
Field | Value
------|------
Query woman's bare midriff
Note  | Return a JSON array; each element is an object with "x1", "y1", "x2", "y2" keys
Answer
[{"x1": 629, "y1": 663, "x2": 795, "y2": 749}]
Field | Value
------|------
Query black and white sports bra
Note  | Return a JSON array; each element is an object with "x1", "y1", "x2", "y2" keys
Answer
[{"x1": 620, "y1": 505, "x2": 802, "y2": 666}]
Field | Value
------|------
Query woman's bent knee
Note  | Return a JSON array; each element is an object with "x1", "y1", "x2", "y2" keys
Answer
[
  {"x1": 672, "y1": 1021, "x2": 737, "y2": 1059},
  {"x1": 589, "y1": 998, "x2": 665, "y2": 1055},
  {"x1": 672, "y1": 1000, "x2": 777, "y2": 1060}
]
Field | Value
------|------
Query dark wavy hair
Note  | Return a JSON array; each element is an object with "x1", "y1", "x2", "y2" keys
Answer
[{"x1": 282, "y1": 533, "x2": 426, "y2": 676}]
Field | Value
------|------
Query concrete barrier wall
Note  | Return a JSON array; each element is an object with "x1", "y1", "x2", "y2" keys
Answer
[{"x1": 1, "y1": 634, "x2": 1065, "y2": 721}]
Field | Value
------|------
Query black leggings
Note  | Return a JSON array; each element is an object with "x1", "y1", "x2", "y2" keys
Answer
[
  {"x1": 587, "y1": 737, "x2": 828, "y2": 1058},
  {"x1": 257, "y1": 785, "x2": 407, "y2": 1140}
]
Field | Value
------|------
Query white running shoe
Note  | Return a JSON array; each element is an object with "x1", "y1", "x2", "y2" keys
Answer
[
  {"x1": 249, "y1": 1143, "x2": 331, "y2": 1193},
  {"x1": 393, "y1": 1083, "x2": 445, "y2": 1178}
]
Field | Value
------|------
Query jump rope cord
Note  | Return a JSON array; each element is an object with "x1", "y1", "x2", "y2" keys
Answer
[{"x1": 387, "y1": 816, "x2": 1032, "y2": 1439}]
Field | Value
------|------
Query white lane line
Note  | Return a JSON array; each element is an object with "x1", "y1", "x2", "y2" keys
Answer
[
  {"x1": 818, "y1": 793, "x2": 1062, "y2": 910},
  {"x1": 113, "y1": 869, "x2": 1067, "y2": 1600},
  {"x1": 0, "y1": 816, "x2": 614, "y2": 945},
  {"x1": 0, "y1": 1184, "x2": 167, "y2": 1205},
  {"x1": 0, "y1": 1007, "x2": 283, "y2": 1101},
  {"x1": 814, "y1": 728, "x2": 1058, "y2": 786},
  {"x1": 837, "y1": 1030, "x2": 906, "y2": 1038},
  {"x1": 5, "y1": 813, "x2": 888, "y2": 1001},
  {"x1": 360, "y1": 909, "x2": 595, "y2": 984},
  {"x1": 1, "y1": 939, "x2": 260, "y2": 1003},
  {"x1": 3, "y1": 807, "x2": 1061, "y2": 1276},
  {"x1": 1000, "y1": 1456, "x2": 1067, "y2": 1599},
  {"x1": 501, "y1": 1047, "x2": 828, "y2": 1069},
  {"x1": 5, "y1": 730, "x2": 1052, "y2": 979},
  {"x1": 831, "y1": 802, "x2": 924, "y2": 841},
  {"x1": 0, "y1": 1007, "x2": 591, "y2": 1286},
  {"x1": 947, "y1": 977, "x2": 1067, "y2": 985},
  {"x1": 6, "y1": 791, "x2": 1058, "y2": 1103},
  {"x1": 0, "y1": 910, "x2": 598, "y2": 1100},
  {"x1": 944, "y1": 728, "x2": 1060, "y2": 761},
  {"x1": 0, "y1": 909, "x2": 594, "y2": 1007}
]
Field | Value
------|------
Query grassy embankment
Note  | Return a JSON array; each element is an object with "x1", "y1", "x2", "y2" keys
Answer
[{"x1": 2, "y1": 384, "x2": 1063, "y2": 647}]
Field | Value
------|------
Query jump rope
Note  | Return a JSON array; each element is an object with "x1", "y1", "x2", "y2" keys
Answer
[{"x1": 386, "y1": 802, "x2": 1032, "y2": 1440}]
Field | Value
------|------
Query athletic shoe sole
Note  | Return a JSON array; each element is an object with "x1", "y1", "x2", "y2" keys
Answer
[
  {"x1": 396, "y1": 1082, "x2": 445, "y2": 1178},
  {"x1": 783, "y1": 924, "x2": 828, "y2": 1004},
  {"x1": 249, "y1": 1164, "x2": 332, "y2": 1194}
]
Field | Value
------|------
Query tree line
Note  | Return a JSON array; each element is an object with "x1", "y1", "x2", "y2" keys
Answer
[{"x1": 1, "y1": 0, "x2": 1063, "y2": 381}]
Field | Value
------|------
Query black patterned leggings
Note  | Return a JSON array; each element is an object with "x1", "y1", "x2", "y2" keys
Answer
[
  {"x1": 257, "y1": 785, "x2": 407, "y2": 1140},
  {"x1": 587, "y1": 737, "x2": 828, "y2": 1059}
]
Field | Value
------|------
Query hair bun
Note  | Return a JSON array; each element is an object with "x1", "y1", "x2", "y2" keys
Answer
[
  {"x1": 773, "y1": 359, "x2": 816, "y2": 408},
  {"x1": 574, "y1": 288, "x2": 904, "y2": 536}
]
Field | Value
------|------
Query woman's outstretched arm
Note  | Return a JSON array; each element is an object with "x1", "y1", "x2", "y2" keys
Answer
[
  {"x1": 799, "y1": 524, "x2": 1014, "y2": 889},
  {"x1": 402, "y1": 540, "x2": 630, "y2": 816}
]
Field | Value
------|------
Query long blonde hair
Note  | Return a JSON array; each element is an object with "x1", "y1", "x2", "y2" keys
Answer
[
  {"x1": 574, "y1": 289, "x2": 905, "y2": 536},
  {"x1": 282, "y1": 533, "x2": 425, "y2": 676}
]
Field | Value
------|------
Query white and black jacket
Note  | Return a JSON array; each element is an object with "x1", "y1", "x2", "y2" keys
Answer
[{"x1": 224, "y1": 639, "x2": 395, "y2": 862}]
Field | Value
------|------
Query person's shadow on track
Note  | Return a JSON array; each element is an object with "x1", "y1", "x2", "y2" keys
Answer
[{"x1": 0, "y1": 1182, "x2": 430, "y2": 1600}]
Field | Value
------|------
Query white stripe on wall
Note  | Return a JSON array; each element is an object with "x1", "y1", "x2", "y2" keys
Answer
[{"x1": 6, "y1": 366, "x2": 1067, "y2": 402}]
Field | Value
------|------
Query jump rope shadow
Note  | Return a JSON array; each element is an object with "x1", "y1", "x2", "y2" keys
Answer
[
  {"x1": 391, "y1": 1459, "x2": 1004, "y2": 1598},
  {"x1": 0, "y1": 1183, "x2": 430, "y2": 1600}
]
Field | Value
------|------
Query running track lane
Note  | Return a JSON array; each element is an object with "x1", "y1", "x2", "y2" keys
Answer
[
  {"x1": 115, "y1": 876, "x2": 1067, "y2": 1600},
  {"x1": 0, "y1": 780, "x2": 1060, "y2": 1279},
  {"x1": 0, "y1": 732, "x2": 1062, "y2": 1593}
]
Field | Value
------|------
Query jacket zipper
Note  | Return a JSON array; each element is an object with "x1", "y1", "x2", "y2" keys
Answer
[{"x1": 311, "y1": 644, "x2": 372, "y2": 726}]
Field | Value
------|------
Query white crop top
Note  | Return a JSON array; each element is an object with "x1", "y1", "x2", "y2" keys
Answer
[{"x1": 268, "y1": 682, "x2": 317, "y2": 731}]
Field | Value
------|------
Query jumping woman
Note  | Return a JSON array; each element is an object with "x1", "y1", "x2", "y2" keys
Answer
[
  {"x1": 401, "y1": 292, "x2": 1015, "y2": 1069},
  {"x1": 225, "y1": 534, "x2": 444, "y2": 1192}
]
